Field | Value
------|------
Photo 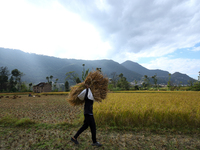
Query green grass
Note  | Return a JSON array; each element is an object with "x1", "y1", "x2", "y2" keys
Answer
[{"x1": 0, "y1": 116, "x2": 36, "y2": 127}]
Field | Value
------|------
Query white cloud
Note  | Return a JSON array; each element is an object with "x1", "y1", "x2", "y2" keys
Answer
[
  {"x1": 141, "y1": 57, "x2": 200, "y2": 79},
  {"x1": 0, "y1": 0, "x2": 111, "y2": 60},
  {"x1": 0, "y1": 0, "x2": 200, "y2": 78},
  {"x1": 58, "y1": 0, "x2": 200, "y2": 59},
  {"x1": 1, "y1": 0, "x2": 200, "y2": 61},
  {"x1": 191, "y1": 46, "x2": 200, "y2": 52}
]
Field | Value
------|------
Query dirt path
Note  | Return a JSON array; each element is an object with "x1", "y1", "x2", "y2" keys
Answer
[{"x1": 1, "y1": 126, "x2": 200, "y2": 150}]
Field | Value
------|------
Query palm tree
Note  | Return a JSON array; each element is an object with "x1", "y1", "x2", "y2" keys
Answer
[{"x1": 46, "y1": 76, "x2": 49, "y2": 83}]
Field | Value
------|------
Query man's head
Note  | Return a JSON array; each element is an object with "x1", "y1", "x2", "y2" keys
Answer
[{"x1": 84, "y1": 82, "x2": 89, "y2": 88}]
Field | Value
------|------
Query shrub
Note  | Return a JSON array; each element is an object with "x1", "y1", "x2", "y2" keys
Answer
[{"x1": 190, "y1": 82, "x2": 200, "y2": 91}]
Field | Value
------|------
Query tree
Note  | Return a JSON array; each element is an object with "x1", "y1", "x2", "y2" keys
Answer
[
  {"x1": 0, "y1": 67, "x2": 10, "y2": 91},
  {"x1": 0, "y1": 66, "x2": 10, "y2": 76},
  {"x1": 82, "y1": 64, "x2": 89, "y2": 81},
  {"x1": 65, "y1": 80, "x2": 70, "y2": 92},
  {"x1": 46, "y1": 76, "x2": 49, "y2": 83},
  {"x1": 50, "y1": 75, "x2": 53, "y2": 80},
  {"x1": 142, "y1": 82, "x2": 146, "y2": 89},
  {"x1": 110, "y1": 72, "x2": 119, "y2": 88},
  {"x1": 144, "y1": 75, "x2": 150, "y2": 89},
  {"x1": 178, "y1": 81, "x2": 182, "y2": 90},
  {"x1": 46, "y1": 75, "x2": 53, "y2": 85},
  {"x1": 18, "y1": 72, "x2": 24, "y2": 91},
  {"x1": 53, "y1": 78, "x2": 59, "y2": 91},
  {"x1": 9, "y1": 76, "x2": 17, "y2": 92},
  {"x1": 21, "y1": 82, "x2": 28, "y2": 92},
  {"x1": 29, "y1": 83, "x2": 32, "y2": 91},
  {"x1": 134, "y1": 80, "x2": 139, "y2": 90},
  {"x1": 0, "y1": 75, "x2": 8, "y2": 92},
  {"x1": 49, "y1": 75, "x2": 53, "y2": 85},
  {"x1": 191, "y1": 81, "x2": 200, "y2": 91},
  {"x1": 151, "y1": 74, "x2": 158, "y2": 89},
  {"x1": 167, "y1": 73, "x2": 171, "y2": 90},
  {"x1": 117, "y1": 73, "x2": 130, "y2": 90},
  {"x1": 66, "y1": 71, "x2": 79, "y2": 84},
  {"x1": 119, "y1": 73, "x2": 123, "y2": 78},
  {"x1": 11, "y1": 69, "x2": 24, "y2": 91},
  {"x1": 188, "y1": 79, "x2": 194, "y2": 87},
  {"x1": 11, "y1": 69, "x2": 20, "y2": 77},
  {"x1": 76, "y1": 77, "x2": 81, "y2": 84},
  {"x1": 134, "y1": 80, "x2": 138, "y2": 85},
  {"x1": 0, "y1": 67, "x2": 9, "y2": 91}
]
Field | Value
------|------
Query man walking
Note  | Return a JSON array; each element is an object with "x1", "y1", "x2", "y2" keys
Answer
[{"x1": 71, "y1": 83, "x2": 102, "y2": 147}]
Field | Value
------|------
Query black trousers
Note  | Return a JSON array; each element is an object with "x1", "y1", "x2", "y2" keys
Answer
[{"x1": 74, "y1": 114, "x2": 97, "y2": 143}]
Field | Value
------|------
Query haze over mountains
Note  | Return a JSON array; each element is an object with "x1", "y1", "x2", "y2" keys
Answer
[{"x1": 0, "y1": 48, "x2": 195, "y2": 85}]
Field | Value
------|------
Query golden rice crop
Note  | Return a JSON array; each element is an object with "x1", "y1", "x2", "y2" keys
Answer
[
  {"x1": 93, "y1": 91, "x2": 200, "y2": 129},
  {"x1": 41, "y1": 92, "x2": 69, "y2": 95}
]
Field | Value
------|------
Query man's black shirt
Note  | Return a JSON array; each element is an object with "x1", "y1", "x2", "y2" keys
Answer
[{"x1": 84, "y1": 88, "x2": 94, "y2": 115}]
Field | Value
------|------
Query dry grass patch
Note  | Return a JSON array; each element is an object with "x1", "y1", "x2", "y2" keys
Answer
[{"x1": 0, "y1": 95, "x2": 82, "y2": 124}]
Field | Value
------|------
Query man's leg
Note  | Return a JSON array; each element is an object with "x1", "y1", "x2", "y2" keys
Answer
[
  {"x1": 74, "y1": 115, "x2": 89, "y2": 140},
  {"x1": 88, "y1": 115, "x2": 97, "y2": 143}
]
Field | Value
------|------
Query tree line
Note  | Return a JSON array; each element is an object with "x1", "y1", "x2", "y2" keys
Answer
[
  {"x1": 1, "y1": 65, "x2": 199, "y2": 92},
  {"x1": 109, "y1": 72, "x2": 200, "y2": 91},
  {"x1": 0, "y1": 67, "x2": 25, "y2": 92},
  {"x1": 64, "y1": 65, "x2": 131, "y2": 91}
]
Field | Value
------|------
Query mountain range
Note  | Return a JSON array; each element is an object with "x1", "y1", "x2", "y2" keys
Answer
[{"x1": 0, "y1": 48, "x2": 195, "y2": 85}]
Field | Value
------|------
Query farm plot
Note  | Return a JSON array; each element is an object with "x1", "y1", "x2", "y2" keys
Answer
[
  {"x1": 0, "y1": 95, "x2": 82, "y2": 124},
  {"x1": 94, "y1": 91, "x2": 200, "y2": 129},
  {"x1": 1, "y1": 92, "x2": 200, "y2": 129},
  {"x1": 1, "y1": 92, "x2": 200, "y2": 149}
]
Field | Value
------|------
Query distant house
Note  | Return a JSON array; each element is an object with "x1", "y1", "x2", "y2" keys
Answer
[{"x1": 33, "y1": 82, "x2": 52, "y2": 93}]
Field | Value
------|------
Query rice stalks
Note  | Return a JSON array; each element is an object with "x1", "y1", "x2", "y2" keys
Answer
[{"x1": 67, "y1": 70, "x2": 109, "y2": 106}]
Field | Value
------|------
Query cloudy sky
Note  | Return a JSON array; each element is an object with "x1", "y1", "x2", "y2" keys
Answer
[{"x1": 0, "y1": 0, "x2": 200, "y2": 79}]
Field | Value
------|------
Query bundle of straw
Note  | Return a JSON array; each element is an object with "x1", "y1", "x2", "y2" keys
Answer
[{"x1": 67, "y1": 70, "x2": 109, "y2": 106}]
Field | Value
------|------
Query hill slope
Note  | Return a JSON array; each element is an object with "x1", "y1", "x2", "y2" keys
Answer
[
  {"x1": 121, "y1": 60, "x2": 169, "y2": 77},
  {"x1": 0, "y1": 48, "x2": 142, "y2": 83},
  {"x1": 0, "y1": 48, "x2": 195, "y2": 85},
  {"x1": 121, "y1": 60, "x2": 195, "y2": 85}
]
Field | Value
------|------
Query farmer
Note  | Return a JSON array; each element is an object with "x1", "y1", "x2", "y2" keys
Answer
[{"x1": 71, "y1": 83, "x2": 102, "y2": 147}]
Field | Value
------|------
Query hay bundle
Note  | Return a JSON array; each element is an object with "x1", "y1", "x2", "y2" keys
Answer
[{"x1": 67, "y1": 70, "x2": 109, "y2": 106}]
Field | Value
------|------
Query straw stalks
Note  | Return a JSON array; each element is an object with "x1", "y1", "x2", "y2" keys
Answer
[{"x1": 67, "y1": 70, "x2": 109, "y2": 106}]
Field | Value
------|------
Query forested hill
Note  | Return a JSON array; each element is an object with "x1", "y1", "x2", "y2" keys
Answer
[
  {"x1": 0, "y1": 48, "x2": 195, "y2": 85},
  {"x1": 0, "y1": 48, "x2": 142, "y2": 83},
  {"x1": 121, "y1": 60, "x2": 195, "y2": 85}
]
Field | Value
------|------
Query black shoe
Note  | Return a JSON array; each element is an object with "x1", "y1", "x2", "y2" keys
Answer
[
  {"x1": 71, "y1": 137, "x2": 79, "y2": 144},
  {"x1": 92, "y1": 142, "x2": 102, "y2": 147}
]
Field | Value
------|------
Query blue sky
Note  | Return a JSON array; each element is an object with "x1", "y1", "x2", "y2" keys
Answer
[{"x1": 0, "y1": 0, "x2": 200, "y2": 79}]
